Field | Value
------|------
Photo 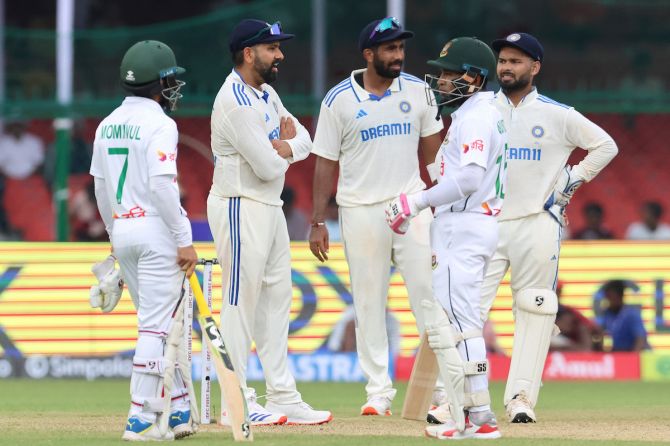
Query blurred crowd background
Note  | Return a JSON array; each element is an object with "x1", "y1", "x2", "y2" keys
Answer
[{"x1": 1, "y1": 0, "x2": 669, "y2": 243}]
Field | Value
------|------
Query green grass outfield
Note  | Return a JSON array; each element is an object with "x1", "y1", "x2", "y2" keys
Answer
[{"x1": 1, "y1": 379, "x2": 668, "y2": 445}]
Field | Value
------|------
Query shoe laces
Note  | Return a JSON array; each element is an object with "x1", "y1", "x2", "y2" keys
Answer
[{"x1": 511, "y1": 391, "x2": 531, "y2": 407}]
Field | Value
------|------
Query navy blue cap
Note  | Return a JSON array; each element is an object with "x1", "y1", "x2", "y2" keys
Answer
[
  {"x1": 229, "y1": 19, "x2": 295, "y2": 53},
  {"x1": 358, "y1": 17, "x2": 414, "y2": 52},
  {"x1": 491, "y1": 32, "x2": 544, "y2": 62}
]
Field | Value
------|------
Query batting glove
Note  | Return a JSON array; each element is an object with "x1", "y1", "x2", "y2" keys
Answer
[
  {"x1": 89, "y1": 255, "x2": 124, "y2": 313},
  {"x1": 385, "y1": 193, "x2": 422, "y2": 234}
]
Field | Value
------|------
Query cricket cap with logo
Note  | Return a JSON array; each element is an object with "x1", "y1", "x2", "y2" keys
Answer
[
  {"x1": 229, "y1": 19, "x2": 295, "y2": 53},
  {"x1": 358, "y1": 17, "x2": 414, "y2": 52},
  {"x1": 491, "y1": 32, "x2": 544, "y2": 62}
]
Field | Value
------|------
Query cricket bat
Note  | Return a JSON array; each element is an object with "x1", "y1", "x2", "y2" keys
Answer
[
  {"x1": 189, "y1": 274, "x2": 253, "y2": 442},
  {"x1": 401, "y1": 332, "x2": 439, "y2": 421}
]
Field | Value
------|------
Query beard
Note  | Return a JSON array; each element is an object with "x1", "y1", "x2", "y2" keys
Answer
[
  {"x1": 255, "y1": 58, "x2": 278, "y2": 84},
  {"x1": 499, "y1": 71, "x2": 532, "y2": 94},
  {"x1": 372, "y1": 55, "x2": 402, "y2": 79}
]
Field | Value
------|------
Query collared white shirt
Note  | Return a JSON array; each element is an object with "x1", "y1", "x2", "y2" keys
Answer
[
  {"x1": 210, "y1": 69, "x2": 312, "y2": 206},
  {"x1": 435, "y1": 91, "x2": 507, "y2": 216},
  {"x1": 494, "y1": 88, "x2": 618, "y2": 221},
  {"x1": 312, "y1": 69, "x2": 443, "y2": 207},
  {"x1": 0, "y1": 132, "x2": 45, "y2": 179},
  {"x1": 90, "y1": 96, "x2": 183, "y2": 219}
]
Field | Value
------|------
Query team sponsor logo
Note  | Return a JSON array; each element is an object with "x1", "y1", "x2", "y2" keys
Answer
[
  {"x1": 506, "y1": 33, "x2": 521, "y2": 42},
  {"x1": 439, "y1": 41, "x2": 453, "y2": 57},
  {"x1": 399, "y1": 101, "x2": 411, "y2": 113},
  {"x1": 463, "y1": 139, "x2": 484, "y2": 153},
  {"x1": 157, "y1": 150, "x2": 176, "y2": 162},
  {"x1": 508, "y1": 147, "x2": 541, "y2": 160},
  {"x1": 360, "y1": 122, "x2": 411, "y2": 142},
  {"x1": 532, "y1": 125, "x2": 545, "y2": 138},
  {"x1": 125, "y1": 70, "x2": 135, "y2": 82},
  {"x1": 120, "y1": 206, "x2": 147, "y2": 219},
  {"x1": 268, "y1": 126, "x2": 280, "y2": 140}
]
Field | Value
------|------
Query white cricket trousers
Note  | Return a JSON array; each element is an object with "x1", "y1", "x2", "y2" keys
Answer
[
  {"x1": 480, "y1": 212, "x2": 562, "y2": 320},
  {"x1": 340, "y1": 203, "x2": 434, "y2": 400},
  {"x1": 113, "y1": 217, "x2": 188, "y2": 422},
  {"x1": 207, "y1": 194, "x2": 301, "y2": 404},
  {"x1": 431, "y1": 211, "x2": 498, "y2": 405}
]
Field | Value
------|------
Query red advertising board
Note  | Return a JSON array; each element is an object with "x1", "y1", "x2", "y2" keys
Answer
[{"x1": 397, "y1": 352, "x2": 641, "y2": 381}]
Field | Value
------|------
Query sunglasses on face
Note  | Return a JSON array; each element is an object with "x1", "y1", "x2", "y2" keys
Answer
[
  {"x1": 241, "y1": 21, "x2": 283, "y2": 46},
  {"x1": 369, "y1": 17, "x2": 401, "y2": 40}
]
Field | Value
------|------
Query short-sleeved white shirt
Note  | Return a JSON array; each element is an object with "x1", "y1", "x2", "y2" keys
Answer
[
  {"x1": 312, "y1": 69, "x2": 443, "y2": 207},
  {"x1": 90, "y1": 96, "x2": 182, "y2": 219},
  {"x1": 435, "y1": 91, "x2": 507, "y2": 216}
]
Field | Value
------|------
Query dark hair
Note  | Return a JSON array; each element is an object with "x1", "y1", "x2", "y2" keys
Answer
[
  {"x1": 602, "y1": 279, "x2": 625, "y2": 297},
  {"x1": 644, "y1": 201, "x2": 663, "y2": 219},
  {"x1": 584, "y1": 202, "x2": 603, "y2": 216},
  {"x1": 232, "y1": 49, "x2": 244, "y2": 66}
]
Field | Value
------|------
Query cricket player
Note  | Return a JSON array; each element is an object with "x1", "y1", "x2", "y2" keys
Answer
[
  {"x1": 482, "y1": 33, "x2": 618, "y2": 423},
  {"x1": 90, "y1": 40, "x2": 198, "y2": 441},
  {"x1": 386, "y1": 36, "x2": 507, "y2": 440},
  {"x1": 309, "y1": 17, "x2": 444, "y2": 416},
  {"x1": 208, "y1": 19, "x2": 332, "y2": 426}
]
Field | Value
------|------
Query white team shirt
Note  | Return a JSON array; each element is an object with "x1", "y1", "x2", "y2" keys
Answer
[
  {"x1": 90, "y1": 97, "x2": 184, "y2": 219},
  {"x1": 435, "y1": 91, "x2": 507, "y2": 216},
  {"x1": 210, "y1": 70, "x2": 312, "y2": 206},
  {"x1": 312, "y1": 69, "x2": 443, "y2": 207},
  {"x1": 494, "y1": 88, "x2": 618, "y2": 221}
]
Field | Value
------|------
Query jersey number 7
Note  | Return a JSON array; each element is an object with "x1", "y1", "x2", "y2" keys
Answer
[{"x1": 108, "y1": 147, "x2": 129, "y2": 204}]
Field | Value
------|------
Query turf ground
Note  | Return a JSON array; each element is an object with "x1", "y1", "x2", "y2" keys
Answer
[{"x1": 0, "y1": 379, "x2": 668, "y2": 445}]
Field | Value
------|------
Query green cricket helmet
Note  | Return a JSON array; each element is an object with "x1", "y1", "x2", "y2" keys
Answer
[
  {"x1": 424, "y1": 37, "x2": 497, "y2": 107},
  {"x1": 120, "y1": 40, "x2": 186, "y2": 111}
]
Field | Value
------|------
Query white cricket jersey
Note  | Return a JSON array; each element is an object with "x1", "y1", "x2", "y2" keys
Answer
[
  {"x1": 312, "y1": 69, "x2": 443, "y2": 207},
  {"x1": 435, "y1": 91, "x2": 507, "y2": 216},
  {"x1": 210, "y1": 69, "x2": 312, "y2": 206},
  {"x1": 90, "y1": 96, "x2": 184, "y2": 219},
  {"x1": 494, "y1": 88, "x2": 618, "y2": 221}
]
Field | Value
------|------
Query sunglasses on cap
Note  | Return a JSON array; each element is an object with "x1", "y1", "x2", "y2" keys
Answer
[
  {"x1": 369, "y1": 17, "x2": 401, "y2": 40},
  {"x1": 241, "y1": 21, "x2": 283, "y2": 47}
]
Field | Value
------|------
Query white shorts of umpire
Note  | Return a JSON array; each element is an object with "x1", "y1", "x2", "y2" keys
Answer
[{"x1": 505, "y1": 288, "x2": 558, "y2": 423}]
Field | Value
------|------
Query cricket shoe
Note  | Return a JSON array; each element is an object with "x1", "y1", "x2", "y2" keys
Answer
[
  {"x1": 265, "y1": 401, "x2": 333, "y2": 425},
  {"x1": 425, "y1": 411, "x2": 501, "y2": 440},
  {"x1": 361, "y1": 395, "x2": 392, "y2": 416},
  {"x1": 427, "y1": 403, "x2": 452, "y2": 425},
  {"x1": 122, "y1": 416, "x2": 175, "y2": 441},
  {"x1": 169, "y1": 410, "x2": 195, "y2": 439},
  {"x1": 506, "y1": 391, "x2": 536, "y2": 423},
  {"x1": 221, "y1": 392, "x2": 287, "y2": 426}
]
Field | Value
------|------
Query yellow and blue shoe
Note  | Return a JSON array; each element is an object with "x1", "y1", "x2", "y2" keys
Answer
[
  {"x1": 122, "y1": 416, "x2": 174, "y2": 441},
  {"x1": 169, "y1": 410, "x2": 195, "y2": 439}
]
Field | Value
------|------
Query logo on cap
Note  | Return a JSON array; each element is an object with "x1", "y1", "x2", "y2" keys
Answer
[
  {"x1": 440, "y1": 41, "x2": 453, "y2": 57},
  {"x1": 125, "y1": 70, "x2": 135, "y2": 82},
  {"x1": 507, "y1": 33, "x2": 521, "y2": 42}
]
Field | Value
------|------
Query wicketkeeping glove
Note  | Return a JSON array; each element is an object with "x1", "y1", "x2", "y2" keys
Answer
[
  {"x1": 544, "y1": 165, "x2": 584, "y2": 210},
  {"x1": 89, "y1": 255, "x2": 124, "y2": 313},
  {"x1": 385, "y1": 193, "x2": 422, "y2": 234}
]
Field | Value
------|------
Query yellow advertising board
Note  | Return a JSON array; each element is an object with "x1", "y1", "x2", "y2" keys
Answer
[{"x1": 0, "y1": 241, "x2": 669, "y2": 358}]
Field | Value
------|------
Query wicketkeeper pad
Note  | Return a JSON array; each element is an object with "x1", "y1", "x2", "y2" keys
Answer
[{"x1": 504, "y1": 288, "x2": 558, "y2": 408}]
